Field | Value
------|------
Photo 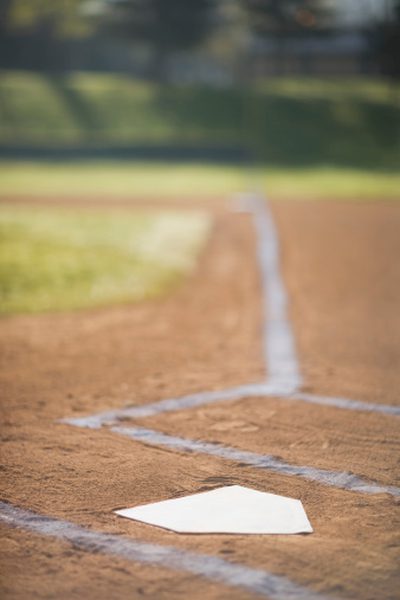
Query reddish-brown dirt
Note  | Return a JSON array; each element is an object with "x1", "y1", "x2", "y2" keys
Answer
[{"x1": 1, "y1": 197, "x2": 399, "y2": 600}]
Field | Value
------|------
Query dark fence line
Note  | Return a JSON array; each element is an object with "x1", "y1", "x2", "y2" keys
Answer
[
  {"x1": 0, "y1": 30, "x2": 388, "y2": 78},
  {"x1": 0, "y1": 144, "x2": 252, "y2": 164}
]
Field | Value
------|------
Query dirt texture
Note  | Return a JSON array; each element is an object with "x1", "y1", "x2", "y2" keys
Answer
[{"x1": 1, "y1": 197, "x2": 399, "y2": 600}]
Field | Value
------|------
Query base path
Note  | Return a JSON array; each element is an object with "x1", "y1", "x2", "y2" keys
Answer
[{"x1": 1, "y1": 196, "x2": 399, "y2": 600}]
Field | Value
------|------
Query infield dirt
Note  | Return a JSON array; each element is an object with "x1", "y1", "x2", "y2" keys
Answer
[{"x1": 1, "y1": 197, "x2": 399, "y2": 600}]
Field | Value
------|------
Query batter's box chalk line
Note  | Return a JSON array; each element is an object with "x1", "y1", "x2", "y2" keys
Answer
[{"x1": 0, "y1": 501, "x2": 337, "y2": 600}]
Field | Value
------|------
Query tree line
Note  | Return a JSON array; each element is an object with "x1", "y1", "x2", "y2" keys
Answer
[{"x1": 0, "y1": 0, "x2": 398, "y2": 80}]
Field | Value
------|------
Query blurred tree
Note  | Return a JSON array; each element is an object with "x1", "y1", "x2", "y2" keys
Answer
[
  {"x1": 241, "y1": 0, "x2": 333, "y2": 74},
  {"x1": 373, "y1": 0, "x2": 400, "y2": 81},
  {"x1": 0, "y1": 0, "x2": 13, "y2": 36},
  {"x1": 242, "y1": 0, "x2": 332, "y2": 35},
  {"x1": 4, "y1": 0, "x2": 90, "y2": 37},
  {"x1": 104, "y1": 0, "x2": 216, "y2": 81},
  {"x1": 0, "y1": 1, "x2": 95, "y2": 72}
]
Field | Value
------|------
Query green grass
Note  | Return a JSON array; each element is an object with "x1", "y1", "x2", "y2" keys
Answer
[
  {"x1": 0, "y1": 72, "x2": 399, "y2": 169},
  {"x1": 0, "y1": 205, "x2": 211, "y2": 315},
  {"x1": 0, "y1": 162, "x2": 246, "y2": 197},
  {"x1": 0, "y1": 72, "x2": 399, "y2": 200},
  {"x1": 0, "y1": 161, "x2": 399, "y2": 200},
  {"x1": 0, "y1": 72, "x2": 237, "y2": 145},
  {"x1": 259, "y1": 167, "x2": 400, "y2": 199}
]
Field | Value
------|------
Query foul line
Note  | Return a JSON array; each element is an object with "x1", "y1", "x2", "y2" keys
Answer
[
  {"x1": 109, "y1": 426, "x2": 400, "y2": 498},
  {"x1": 0, "y1": 501, "x2": 334, "y2": 600},
  {"x1": 249, "y1": 195, "x2": 302, "y2": 391}
]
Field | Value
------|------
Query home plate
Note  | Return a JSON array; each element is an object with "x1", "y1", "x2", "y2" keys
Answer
[{"x1": 114, "y1": 485, "x2": 313, "y2": 534}]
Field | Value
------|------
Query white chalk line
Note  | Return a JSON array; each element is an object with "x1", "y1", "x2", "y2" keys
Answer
[
  {"x1": 291, "y1": 392, "x2": 400, "y2": 416},
  {"x1": 0, "y1": 501, "x2": 335, "y2": 600},
  {"x1": 62, "y1": 383, "x2": 273, "y2": 428},
  {"x1": 108, "y1": 425, "x2": 400, "y2": 498},
  {"x1": 62, "y1": 384, "x2": 400, "y2": 431},
  {"x1": 249, "y1": 195, "x2": 302, "y2": 392}
]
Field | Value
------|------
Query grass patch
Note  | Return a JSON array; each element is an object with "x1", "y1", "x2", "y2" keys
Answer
[
  {"x1": 0, "y1": 205, "x2": 211, "y2": 315},
  {"x1": 0, "y1": 162, "x2": 245, "y2": 197},
  {"x1": 1, "y1": 72, "x2": 398, "y2": 200},
  {"x1": 259, "y1": 167, "x2": 400, "y2": 200},
  {"x1": 0, "y1": 161, "x2": 399, "y2": 200},
  {"x1": 0, "y1": 72, "x2": 399, "y2": 170}
]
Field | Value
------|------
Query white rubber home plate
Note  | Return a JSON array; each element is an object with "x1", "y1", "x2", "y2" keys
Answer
[{"x1": 114, "y1": 485, "x2": 313, "y2": 534}]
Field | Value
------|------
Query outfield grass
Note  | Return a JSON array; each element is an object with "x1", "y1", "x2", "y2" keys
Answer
[
  {"x1": 0, "y1": 72, "x2": 399, "y2": 170},
  {"x1": 0, "y1": 205, "x2": 211, "y2": 315},
  {"x1": 0, "y1": 162, "x2": 245, "y2": 197},
  {"x1": 0, "y1": 161, "x2": 399, "y2": 200},
  {"x1": 261, "y1": 167, "x2": 400, "y2": 200},
  {"x1": 0, "y1": 72, "x2": 399, "y2": 200}
]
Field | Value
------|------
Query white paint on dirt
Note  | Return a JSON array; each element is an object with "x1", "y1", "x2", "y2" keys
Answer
[
  {"x1": 291, "y1": 392, "x2": 400, "y2": 416},
  {"x1": 249, "y1": 195, "x2": 302, "y2": 392},
  {"x1": 62, "y1": 384, "x2": 400, "y2": 430},
  {"x1": 111, "y1": 425, "x2": 400, "y2": 498},
  {"x1": 0, "y1": 501, "x2": 331, "y2": 600},
  {"x1": 61, "y1": 383, "x2": 273, "y2": 427}
]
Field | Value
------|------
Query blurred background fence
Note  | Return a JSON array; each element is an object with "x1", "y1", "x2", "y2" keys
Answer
[{"x1": 0, "y1": 0, "x2": 399, "y2": 170}]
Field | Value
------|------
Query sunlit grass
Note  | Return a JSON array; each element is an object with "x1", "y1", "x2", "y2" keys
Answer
[
  {"x1": 0, "y1": 161, "x2": 399, "y2": 200},
  {"x1": 0, "y1": 205, "x2": 211, "y2": 315},
  {"x1": 259, "y1": 77, "x2": 400, "y2": 105},
  {"x1": 0, "y1": 162, "x2": 245, "y2": 197},
  {"x1": 261, "y1": 167, "x2": 400, "y2": 200},
  {"x1": 1, "y1": 72, "x2": 399, "y2": 170}
]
